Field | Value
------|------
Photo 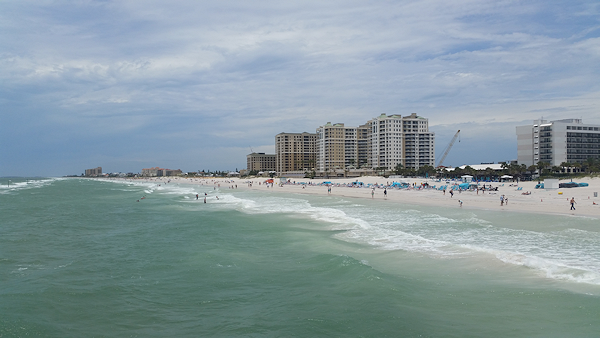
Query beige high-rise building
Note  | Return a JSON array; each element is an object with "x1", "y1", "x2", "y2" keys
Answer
[
  {"x1": 275, "y1": 132, "x2": 317, "y2": 174},
  {"x1": 316, "y1": 123, "x2": 350, "y2": 172},
  {"x1": 316, "y1": 122, "x2": 370, "y2": 172}
]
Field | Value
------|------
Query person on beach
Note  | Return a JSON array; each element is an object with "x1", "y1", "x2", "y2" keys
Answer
[
  {"x1": 371, "y1": 189, "x2": 374, "y2": 198},
  {"x1": 459, "y1": 200, "x2": 463, "y2": 207},
  {"x1": 384, "y1": 188, "x2": 387, "y2": 197},
  {"x1": 500, "y1": 195, "x2": 504, "y2": 206},
  {"x1": 450, "y1": 190, "x2": 453, "y2": 198},
  {"x1": 570, "y1": 197, "x2": 576, "y2": 210}
]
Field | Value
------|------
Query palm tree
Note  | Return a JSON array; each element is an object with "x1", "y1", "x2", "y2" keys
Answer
[
  {"x1": 536, "y1": 161, "x2": 549, "y2": 175},
  {"x1": 394, "y1": 163, "x2": 404, "y2": 175},
  {"x1": 500, "y1": 162, "x2": 509, "y2": 175},
  {"x1": 583, "y1": 157, "x2": 597, "y2": 173},
  {"x1": 347, "y1": 158, "x2": 356, "y2": 169}
]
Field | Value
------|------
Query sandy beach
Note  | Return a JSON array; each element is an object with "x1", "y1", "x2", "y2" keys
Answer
[{"x1": 140, "y1": 175, "x2": 600, "y2": 219}]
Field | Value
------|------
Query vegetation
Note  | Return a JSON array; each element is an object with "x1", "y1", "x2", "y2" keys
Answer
[{"x1": 392, "y1": 164, "x2": 436, "y2": 178}]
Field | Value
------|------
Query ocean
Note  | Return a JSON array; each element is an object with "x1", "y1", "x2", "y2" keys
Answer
[{"x1": 1, "y1": 177, "x2": 599, "y2": 337}]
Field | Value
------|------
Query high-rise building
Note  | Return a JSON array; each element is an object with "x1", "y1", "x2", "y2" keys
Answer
[
  {"x1": 401, "y1": 113, "x2": 435, "y2": 170},
  {"x1": 357, "y1": 123, "x2": 370, "y2": 168},
  {"x1": 516, "y1": 119, "x2": 600, "y2": 166},
  {"x1": 368, "y1": 113, "x2": 435, "y2": 170},
  {"x1": 246, "y1": 153, "x2": 276, "y2": 172},
  {"x1": 316, "y1": 123, "x2": 359, "y2": 172},
  {"x1": 275, "y1": 132, "x2": 317, "y2": 174},
  {"x1": 314, "y1": 114, "x2": 435, "y2": 173}
]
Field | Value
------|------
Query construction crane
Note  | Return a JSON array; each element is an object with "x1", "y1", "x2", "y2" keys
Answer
[{"x1": 436, "y1": 130, "x2": 460, "y2": 167}]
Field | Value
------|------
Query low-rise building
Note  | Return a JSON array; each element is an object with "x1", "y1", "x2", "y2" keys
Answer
[
  {"x1": 141, "y1": 167, "x2": 183, "y2": 177},
  {"x1": 85, "y1": 167, "x2": 102, "y2": 177},
  {"x1": 246, "y1": 153, "x2": 276, "y2": 172}
]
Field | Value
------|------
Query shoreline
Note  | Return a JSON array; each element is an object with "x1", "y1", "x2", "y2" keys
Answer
[{"x1": 104, "y1": 175, "x2": 600, "y2": 219}]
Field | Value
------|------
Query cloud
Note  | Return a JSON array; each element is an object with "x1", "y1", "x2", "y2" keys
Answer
[{"x1": 1, "y1": 0, "x2": 599, "y2": 176}]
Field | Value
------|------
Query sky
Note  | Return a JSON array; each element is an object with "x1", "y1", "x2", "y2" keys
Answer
[{"x1": 1, "y1": 0, "x2": 599, "y2": 176}]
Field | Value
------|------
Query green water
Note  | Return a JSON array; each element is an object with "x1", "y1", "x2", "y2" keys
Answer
[{"x1": 1, "y1": 178, "x2": 599, "y2": 337}]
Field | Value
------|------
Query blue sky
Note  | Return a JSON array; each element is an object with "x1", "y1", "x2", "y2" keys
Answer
[{"x1": 1, "y1": 0, "x2": 599, "y2": 176}]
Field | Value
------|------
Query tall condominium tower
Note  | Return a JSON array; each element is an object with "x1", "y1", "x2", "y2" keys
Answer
[
  {"x1": 316, "y1": 123, "x2": 363, "y2": 172},
  {"x1": 368, "y1": 113, "x2": 435, "y2": 170},
  {"x1": 516, "y1": 119, "x2": 600, "y2": 166},
  {"x1": 275, "y1": 132, "x2": 317, "y2": 174},
  {"x1": 401, "y1": 113, "x2": 436, "y2": 169}
]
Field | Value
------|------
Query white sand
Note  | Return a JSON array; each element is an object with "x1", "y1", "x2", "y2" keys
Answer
[{"x1": 142, "y1": 175, "x2": 600, "y2": 219}]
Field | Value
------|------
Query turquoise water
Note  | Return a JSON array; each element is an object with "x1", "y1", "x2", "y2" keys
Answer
[{"x1": 1, "y1": 178, "x2": 599, "y2": 337}]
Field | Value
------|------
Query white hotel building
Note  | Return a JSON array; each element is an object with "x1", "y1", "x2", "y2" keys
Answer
[
  {"x1": 368, "y1": 113, "x2": 435, "y2": 170},
  {"x1": 516, "y1": 118, "x2": 600, "y2": 166}
]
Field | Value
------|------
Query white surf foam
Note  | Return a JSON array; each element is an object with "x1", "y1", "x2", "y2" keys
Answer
[{"x1": 0, "y1": 178, "x2": 60, "y2": 194}]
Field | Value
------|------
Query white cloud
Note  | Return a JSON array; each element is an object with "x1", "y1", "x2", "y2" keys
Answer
[{"x1": 1, "y1": 0, "x2": 599, "y2": 175}]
